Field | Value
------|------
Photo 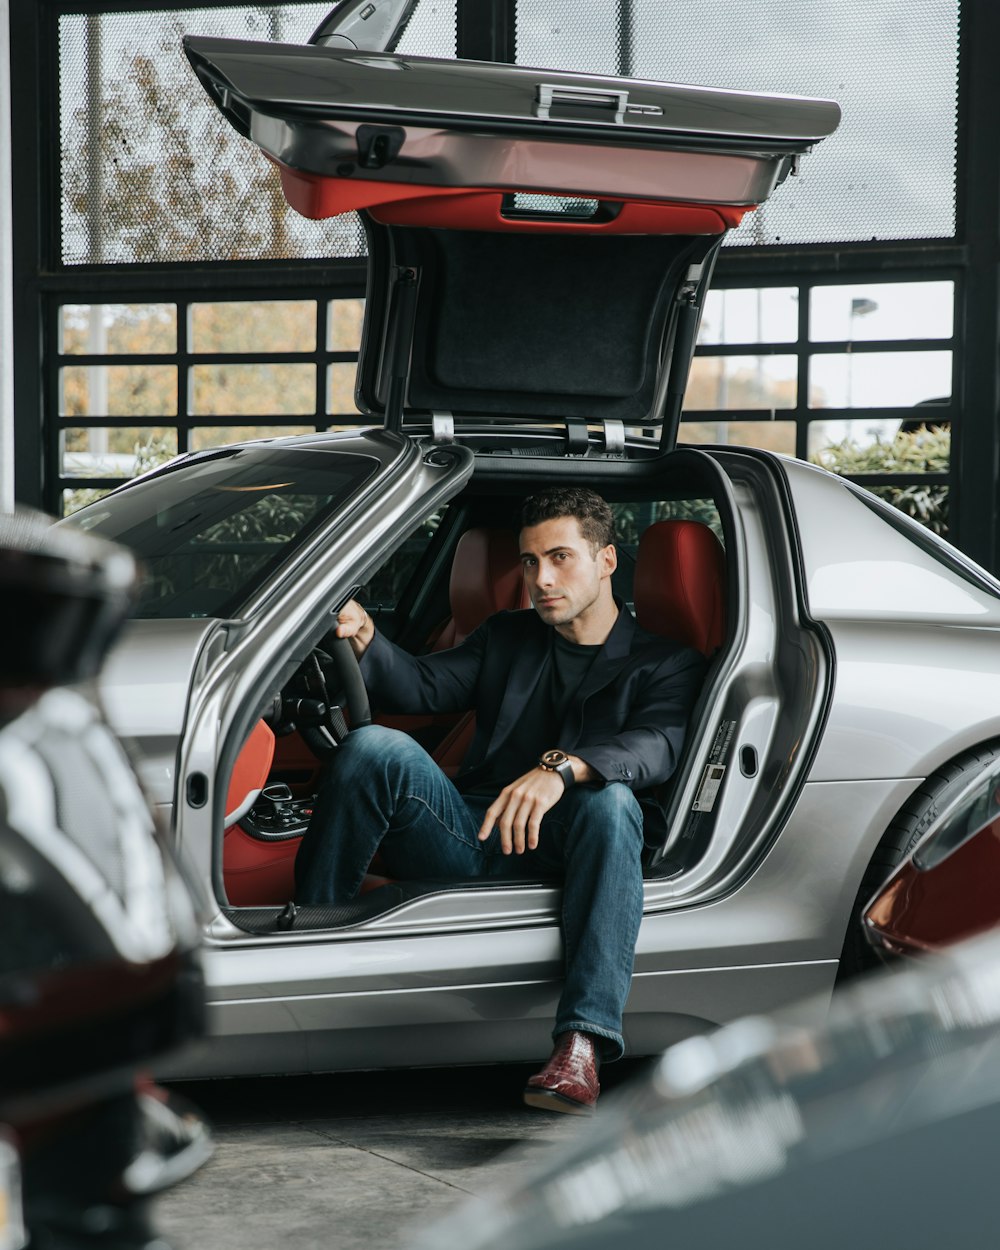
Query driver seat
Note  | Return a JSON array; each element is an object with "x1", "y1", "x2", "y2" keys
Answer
[
  {"x1": 429, "y1": 526, "x2": 530, "y2": 772},
  {"x1": 430, "y1": 525, "x2": 531, "y2": 651}
]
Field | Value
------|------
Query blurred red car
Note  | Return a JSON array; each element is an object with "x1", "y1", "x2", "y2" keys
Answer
[{"x1": 864, "y1": 745, "x2": 1000, "y2": 957}]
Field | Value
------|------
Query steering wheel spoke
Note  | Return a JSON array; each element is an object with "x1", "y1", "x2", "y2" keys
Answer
[{"x1": 283, "y1": 637, "x2": 372, "y2": 759}]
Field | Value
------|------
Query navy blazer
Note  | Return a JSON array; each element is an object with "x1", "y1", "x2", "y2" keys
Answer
[{"x1": 360, "y1": 604, "x2": 706, "y2": 842}]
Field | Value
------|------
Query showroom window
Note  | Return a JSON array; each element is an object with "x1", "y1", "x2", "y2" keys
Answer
[
  {"x1": 57, "y1": 1, "x2": 455, "y2": 265},
  {"x1": 30, "y1": 0, "x2": 966, "y2": 542},
  {"x1": 516, "y1": 0, "x2": 959, "y2": 247},
  {"x1": 55, "y1": 294, "x2": 367, "y2": 514},
  {"x1": 682, "y1": 277, "x2": 956, "y2": 536}
]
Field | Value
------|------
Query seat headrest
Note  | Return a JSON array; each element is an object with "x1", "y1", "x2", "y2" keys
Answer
[
  {"x1": 633, "y1": 520, "x2": 726, "y2": 656},
  {"x1": 449, "y1": 527, "x2": 530, "y2": 645}
]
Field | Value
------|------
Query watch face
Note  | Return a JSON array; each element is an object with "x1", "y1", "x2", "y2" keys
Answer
[{"x1": 541, "y1": 750, "x2": 569, "y2": 768}]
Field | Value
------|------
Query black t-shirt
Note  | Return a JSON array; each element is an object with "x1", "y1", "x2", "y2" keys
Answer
[{"x1": 456, "y1": 629, "x2": 601, "y2": 797}]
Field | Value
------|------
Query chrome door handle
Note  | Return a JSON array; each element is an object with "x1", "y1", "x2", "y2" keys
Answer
[{"x1": 535, "y1": 83, "x2": 630, "y2": 125}]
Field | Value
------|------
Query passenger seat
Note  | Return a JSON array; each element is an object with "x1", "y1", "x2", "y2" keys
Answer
[{"x1": 633, "y1": 519, "x2": 726, "y2": 654}]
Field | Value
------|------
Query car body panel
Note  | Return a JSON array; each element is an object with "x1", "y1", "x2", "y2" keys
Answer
[
  {"x1": 784, "y1": 458, "x2": 1000, "y2": 625},
  {"x1": 807, "y1": 620, "x2": 1000, "y2": 781},
  {"x1": 781, "y1": 456, "x2": 1000, "y2": 781},
  {"x1": 99, "y1": 618, "x2": 220, "y2": 807},
  {"x1": 182, "y1": 38, "x2": 841, "y2": 208},
  {"x1": 156, "y1": 774, "x2": 908, "y2": 1079}
]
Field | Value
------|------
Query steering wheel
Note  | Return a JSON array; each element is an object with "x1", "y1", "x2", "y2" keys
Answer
[{"x1": 289, "y1": 636, "x2": 373, "y2": 758}]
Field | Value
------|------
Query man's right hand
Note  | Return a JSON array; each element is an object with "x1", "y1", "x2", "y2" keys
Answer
[{"x1": 334, "y1": 599, "x2": 375, "y2": 658}]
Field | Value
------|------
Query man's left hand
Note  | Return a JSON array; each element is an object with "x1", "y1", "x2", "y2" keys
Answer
[{"x1": 478, "y1": 757, "x2": 596, "y2": 854}]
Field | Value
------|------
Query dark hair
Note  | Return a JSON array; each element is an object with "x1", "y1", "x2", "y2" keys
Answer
[{"x1": 518, "y1": 487, "x2": 615, "y2": 553}]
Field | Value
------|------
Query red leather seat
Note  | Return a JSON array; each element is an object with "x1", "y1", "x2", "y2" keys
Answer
[
  {"x1": 431, "y1": 526, "x2": 531, "y2": 651},
  {"x1": 633, "y1": 520, "x2": 726, "y2": 655},
  {"x1": 431, "y1": 527, "x2": 531, "y2": 772},
  {"x1": 222, "y1": 720, "x2": 300, "y2": 907}
]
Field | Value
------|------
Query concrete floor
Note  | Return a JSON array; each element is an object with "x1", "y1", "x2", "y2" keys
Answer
[{"x1": 154, "y1": 1062, "x2": 647, "y2": 1250}]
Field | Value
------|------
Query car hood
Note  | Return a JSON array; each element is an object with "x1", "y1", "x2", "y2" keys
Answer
[{"x1": 184, "y1": 36, "x2": 840, "y2": 446}]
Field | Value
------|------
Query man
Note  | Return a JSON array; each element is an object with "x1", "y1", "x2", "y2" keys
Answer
[{"x1": 295, "y1": 487, "x2": 705, "y2": 1113}]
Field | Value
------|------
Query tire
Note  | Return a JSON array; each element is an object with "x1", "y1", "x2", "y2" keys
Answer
[{"x1": 836, "y1": 738, "x2": 1000, "y2": 983}]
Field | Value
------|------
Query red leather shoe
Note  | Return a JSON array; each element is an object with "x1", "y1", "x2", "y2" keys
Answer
[{"x1": 523, "y1": 1031, "x2": 600, "y2": 1115}]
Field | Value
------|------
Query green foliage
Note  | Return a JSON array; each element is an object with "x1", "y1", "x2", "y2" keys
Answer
[
  {"x1": 197, "y1": 493, "x2": 324, "y2": 546},
  {"x1": 613, "y1": 499, "x2": 724, "y2": 546},
  {"x1": 810, "y1": 425, "x2": 950, "y2": 535}
]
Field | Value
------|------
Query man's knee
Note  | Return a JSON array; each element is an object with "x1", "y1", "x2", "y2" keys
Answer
[
  {"x1": 562, "y1": 784, "x2": 644, "y2": 845},
  {"x1": 329, "y1": 723, "x2": 429, "y2": 779},
  {"x1": 574, "y1": 782, "x2": 642, "y2": 821}
]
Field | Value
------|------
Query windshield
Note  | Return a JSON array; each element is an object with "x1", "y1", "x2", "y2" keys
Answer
[{"x1": 63, "y1": 446, "x2": 377, "y2": 619}]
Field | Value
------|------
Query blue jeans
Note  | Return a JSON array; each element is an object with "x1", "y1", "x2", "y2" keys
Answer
[{"x1": 294, "y1": 725, "x2": 646, "y2": 1060}]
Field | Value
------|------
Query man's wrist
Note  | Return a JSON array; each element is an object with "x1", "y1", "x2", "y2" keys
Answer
[{"x1": 538, "y1": 749, "x2": 576, "y2": 789}]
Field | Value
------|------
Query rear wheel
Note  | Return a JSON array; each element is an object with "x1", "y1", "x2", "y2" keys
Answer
[{"x1": 837, "y1": 739, "x2": 1000, "y2": 982}]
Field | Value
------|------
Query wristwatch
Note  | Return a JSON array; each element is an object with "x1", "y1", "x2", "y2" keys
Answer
[{"x1": 538, "y1": 748, "x2": 576, "y2": 789}]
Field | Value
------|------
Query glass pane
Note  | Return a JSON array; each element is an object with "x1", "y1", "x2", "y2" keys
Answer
[
  {"x1": 327, "y1": 299, "x2": 366, "y2": 352},
  {"x1": 394, "y1": 0, "x2": 457, "y2": 56},
  {"x1": 869, "y1": 483, "x2": 949, "y2": 538},
  {"x1": 190, "y1": 425, "x2": 315, "y2": 452},
  {"x1": 63, "y1": 486, "x2": 114, "y2": 516},
  {"x1": 61, "y1": 427, "x2": 178, "y2": 477},
  {"x1": 809, "y1": 351, "x2": 951, "y2": 408},
  {"x1": 58, "y1": 1, "x2": 453, "y2": 265},
  {"x1": 60, "y1": 365, "x2": 177, "y2": 416},
  {"x1": 808, "y1": 420, "x2": 950, "y2": 473},
  {"x1": 809, "y1": 282, "x2": 955, "y2": 341},
  {"x1": 680, "y1": 420, "x2": 797, "y2": 455},
  {"x1": 363, "y1": 510, "x2": 446, "y2": 607},
  {"x1": 190, "y1": 364, "x2": 316, "y2": 416},
  {"x1": 698, "y1": 289, "x2": 798, "y2": 345},
  {"x1": 516, "y1": 0, "x2": 958, "y2": 246},
  {"x1": 59, "y1": 7, "x2": 363, "y2": 264},
  {"x1": 327, "y1": 363, "x2": 360, "y2": 414},
  {"x1": 189, "y1": 301, "x2": 316, "y2": 354},
  {"x1": 65, "y1": 447, "x2": 379, "y2": 619},
  {"x1": 685, "y1": 356, "x2": 797, "y2": 410},
  {"x1": 59, "y1": 304, "x2": 176, "y2": 355}
]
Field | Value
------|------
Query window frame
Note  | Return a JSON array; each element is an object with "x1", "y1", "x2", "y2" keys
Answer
[{"x1": 12, "y1": 0, "x2": 1000, "y2": 575}]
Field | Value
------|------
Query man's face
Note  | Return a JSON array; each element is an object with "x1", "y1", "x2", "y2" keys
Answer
[{"x1": 519, "y1": 515, "x2": 616, "y2": 629}]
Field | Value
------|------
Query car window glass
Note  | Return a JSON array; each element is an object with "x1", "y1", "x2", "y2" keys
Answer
[
  {"x1": 360, "y1": 509, "x2": 445, "y2": 611},
  {"x1": 64, "y1": 447, "x2": 378, "y2": 619}
]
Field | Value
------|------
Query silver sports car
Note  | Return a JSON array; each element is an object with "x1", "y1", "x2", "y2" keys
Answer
[{"x1": 62, "y1": 25, "x2": 1000, "y2": 1080}]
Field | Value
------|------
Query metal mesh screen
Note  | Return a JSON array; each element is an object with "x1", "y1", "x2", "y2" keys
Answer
[
  {"x1": 516, "y1": 0, "x2": 959, "y2": 246},
  {"x1": 58, "y1": 1, "x2": 456, "y2": 266}
]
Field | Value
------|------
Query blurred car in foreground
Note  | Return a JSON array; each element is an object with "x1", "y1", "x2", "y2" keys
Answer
[
  {"x1": 417, "y1": 927, "x2": 1000, "y2": 1250},
  {"x1": 49, "y1": 19, "x2": 1000, "y2": 1083},
  {"x1": 864, "y1": 742, "x2": 1000, "y2": 958},
  {"x1": 0, "y1": 511, "x2": 209, "y2": 1250}
]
